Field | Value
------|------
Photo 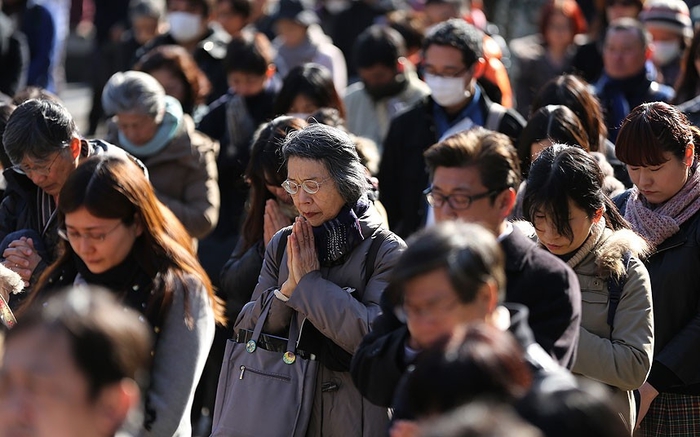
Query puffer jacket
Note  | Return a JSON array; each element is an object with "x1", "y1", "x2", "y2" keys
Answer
[
  {"x1": 235, "y1": 205, "x2": 406, "y2": 436},
  {"x1": 569, "y1": 227, "x2": 654, "y2": 432}
]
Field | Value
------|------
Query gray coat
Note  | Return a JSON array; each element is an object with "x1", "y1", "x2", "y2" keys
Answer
[{"x1": 235, "y1": 205, "x2": 405, "y2": 436}]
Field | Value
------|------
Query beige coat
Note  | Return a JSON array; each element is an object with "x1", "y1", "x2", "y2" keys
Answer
[
  {"x1": 571, "y1": 228, "x2": 654, "y2": 433},
  {"x1": 108, "y1": 115, "x2": 220, "y2": 239}
]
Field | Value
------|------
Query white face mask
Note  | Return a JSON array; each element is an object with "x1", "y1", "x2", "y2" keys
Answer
[
  {"x1": 168, "y1": 11, "x2": 203, "y2": 43},
  {"x1": 652, "y1": 40, "x2": 682, "y2": 67},
  {"x1": 424, "y1": 73, "x2": 471, "y2": 107}
]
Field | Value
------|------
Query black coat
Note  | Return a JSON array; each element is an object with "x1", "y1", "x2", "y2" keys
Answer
[
  {"x1": 616, "y1": 192, "x2": 700, "y2": 394},
  {"x1": 378, "y1": 92, "x2": 525, "y2": 239},
  {"x1": 0, "y1": 11, "x2": 27, "y2": 97},
  {"x1": 350, "y1": 226, "x2": 581, "y2": 407}
]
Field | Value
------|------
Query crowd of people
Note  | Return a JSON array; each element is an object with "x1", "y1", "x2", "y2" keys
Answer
[{"x1": 0, "y1": 0, "x2": 700, "y2": 436}]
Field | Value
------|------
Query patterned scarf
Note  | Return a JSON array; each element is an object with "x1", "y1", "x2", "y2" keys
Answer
[
  {"x1": 624, "y1": 166, "x2": 700, "y2": 250},
  {"x1": 312, "y1": 195, "x2": 370, "y2": 266}
]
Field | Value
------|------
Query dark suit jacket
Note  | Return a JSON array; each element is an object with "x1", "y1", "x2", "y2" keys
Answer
[{"x1": 350, "y1": 226, "x2": 581, "y2": 407}]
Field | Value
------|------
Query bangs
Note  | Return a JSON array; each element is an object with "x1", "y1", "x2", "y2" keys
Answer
[{"x1": 615, "y1": 112, "x2": 671, "y2": 167}]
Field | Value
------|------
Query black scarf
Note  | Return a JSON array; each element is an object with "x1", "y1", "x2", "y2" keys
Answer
[{"x1": 312, "y1": 195, "x2": 370, "y2": 266}]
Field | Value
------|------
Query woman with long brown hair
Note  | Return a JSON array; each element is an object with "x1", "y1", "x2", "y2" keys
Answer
[{"x1": 23, "y1": 153, "x2": 225, "y2": 437}]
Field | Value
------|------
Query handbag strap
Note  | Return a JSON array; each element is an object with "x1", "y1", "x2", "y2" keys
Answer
[{"x1": 251, "y1": 292, "x2": 276, "y2": 342}]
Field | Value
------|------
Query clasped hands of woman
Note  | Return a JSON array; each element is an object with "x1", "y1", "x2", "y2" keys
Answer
[{"x1": 280, "y1": 216, "x2": 319, "y2": 298}]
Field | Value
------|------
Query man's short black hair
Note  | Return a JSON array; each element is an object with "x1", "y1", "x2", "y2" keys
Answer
[
  {"x1": 422, "y1": 18, "x2": 483, "y2": 69},
  {"x1": 224, "y1": 31, "x2": 272, "y2": 75},
  {"x1": 354, "y1": 25, "x2": 406, "y2": 70}
]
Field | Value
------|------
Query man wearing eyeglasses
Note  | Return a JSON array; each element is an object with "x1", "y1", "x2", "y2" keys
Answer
[
  {"x1": 351, "y1": 127, "x2": 581, "y2": 408},
  {"x1": 378, "y1": 18, "x2": 525, "y2": 240},
  {"x1": 0, "y1": 98, "x2": 139, "y2": 296}
]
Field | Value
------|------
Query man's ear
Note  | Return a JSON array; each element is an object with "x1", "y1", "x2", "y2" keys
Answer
[
  {"x1": 69, "y1": 137, "x2": 81, "y2": 159},
  {"x1": 496, "y1": 187, "x2": 517, "y2": 219},
  {"x1": 472, "y1": 57, "x2": 486, "y2": 79},
  {"x1": 476, "y1": 280, "x2": 499, "y2": 314},
  {"x1": 94, "y1": 379, "x2": 141, "y2": 436}
]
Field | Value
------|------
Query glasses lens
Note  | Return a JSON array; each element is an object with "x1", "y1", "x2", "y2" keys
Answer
[
  {"x1": 282, "y1": 180, "x2": 297, "y2": 194},
  {"x1": 302, "y1": 180, "x2": 320, "y2": 194}
]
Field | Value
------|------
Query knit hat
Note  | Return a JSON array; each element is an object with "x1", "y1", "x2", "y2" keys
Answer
[
  {"x1": 273, "y1": 0, "x2": 319, "y2": 27},
  {"x1": 640, "y1": 0, "x2": 693, "y2": 40}
]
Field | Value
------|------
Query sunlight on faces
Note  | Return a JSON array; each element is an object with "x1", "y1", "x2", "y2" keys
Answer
[
  {"x1": 227, "y1": 70, "x2": 268, "y2": 97},
  {"x1": 431, "y1": 166, "x2": 505, "y2": 234},
  {"x1": 115, "y1": 113, "x2": 159, "y2": 146},
  {"x1": 289, "y1": 94, "x2": 319, "y2": 116},
  {"x1": 285, "y1": 157, "x2": 345, "y2": 227},
  {"x1": 545, "y1": 12, "x2": 575, "y2": 52},
  {"x1": 64, "y1": 207, "x2": 142, "y2": 274},
  {"x1": 627, "y1": 148, "x2": 694, "y2": 205},
  {"x1": 533, "y1": 199, "x2": 599, "y2": 256},
  {"x1": 275, "y1": 19, "x2": 307, "y2": 47},
  {"x1": 19, "y1": 142, "x2": 80, "y2": 198},
  {"x1": 148, "y1": 68, "x2": 187, "y2": 103},
  {"x1": 403, "y1": 268, "x2": 490, "y2": 350},
  {"x1": 603, "y1": 28, "x2": 647, "y2": 79},
  {"x1": 0, "y1": 328, "x2": 115, "y2": 437},
  {"x1": 215, "y1": 1, "x2": 248, "y2": 36}
]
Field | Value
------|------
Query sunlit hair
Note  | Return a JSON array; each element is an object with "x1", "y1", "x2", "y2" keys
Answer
[
  {"x1": 531, "y1": 74, "x2": 606, "y2": 152},
  {"x1": 136, "y1": 44, "x2": 212, "y2": 115},
  {"x1": 424, "y1": 127, "x2": 521, "y2": 196},
  {"x1": 616, "y1": 101, "x2": 700, "y2": 167},
  {"x1": 28, "y1": 154, "x2": 226, "y2": 326},
  {"x1": 517, "y1": 104, "x2": 588, "y2": 178},
  {"x1": 239, "y1": 116, "x2": 307, "y2": 253},
  {"x1": 539, "y1": 0, "x2": 587, "y2": 38},
  {"x1": 282, "y1": 123, "x2": 367, "y2": 204},
  {"x1": 403, "y1": 322, "x2": 532, "y2": 417},
  {"x1": 386, "y1": 221, "x2": 506, "y2": 307},
  {"x1": 523, "y1": 144, "x2": 629, "y2": 242}
]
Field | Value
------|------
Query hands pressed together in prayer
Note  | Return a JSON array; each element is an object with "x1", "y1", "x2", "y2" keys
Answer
[
  {"x1": 264, "y1": 199, "x2": 293, "y2": 247},
  {"x1": 2, "y1": 237, "x2": 40, "y2": 287},
  {"x1": 280, "y1": 217, "x2": 319, "y2": 298}
]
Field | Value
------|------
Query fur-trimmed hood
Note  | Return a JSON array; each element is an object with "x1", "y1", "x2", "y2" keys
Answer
[
  {"x1": 512, "y1": 220, "x2": 649, "y2": 279},
  {"x1": 594, "y1": 228, "x2": 649, "y2": 279}
]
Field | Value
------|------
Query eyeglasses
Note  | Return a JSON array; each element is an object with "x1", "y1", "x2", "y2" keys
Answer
[
  {"x1": 12, "y1": 143, "x2": 69, "y2": 176},
  {"x1": 396, "y1": 296, "x2": 462, "y2": 322},
  {"x1": 58, "y1": 222, "x2": 123, "y2": 244},
  {"x1": 282, "y1": 177, "x2": 330, "y2": 195},
  {"x1": 422, "y1": 67, "x2": 469, "y2": 79},
  {"x1": 424, "y1": 187, "x2": 500, "y2": 210}
]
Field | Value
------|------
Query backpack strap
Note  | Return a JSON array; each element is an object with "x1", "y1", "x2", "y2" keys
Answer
[
  {"x1": 275, "y1": 227, "x2": 293, "y2": 268},
  {"x1": 606, "y1": 251, "x2": 632, "y2": 340},
  {"x1": 363, "y1": 228, "x2": 392, "y2": 285},
  {"x1": 485, "y1": 103, "x2": 507, "y2": 131}
]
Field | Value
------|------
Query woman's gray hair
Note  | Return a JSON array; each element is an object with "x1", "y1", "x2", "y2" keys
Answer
[
  {"x1": 101, "y1": 71, "x2": 166, "y2": 123},
  {"x1": 282, "y1": 123, "x2": 368, "y2": 204},
  {"x1": 129, "y1": 0, "x2": 166, "y2": 22}
]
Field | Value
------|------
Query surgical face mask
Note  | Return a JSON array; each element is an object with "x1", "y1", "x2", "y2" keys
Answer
[
  {"x1": 424, "y1": 73, "x2": 471, "y2": 107},
  {"x1": 168, "y1": 11, "x2": 203, "y2": 43},
  {"x1": 652, "y1": 40, "x2": 682, "y2": 66}
]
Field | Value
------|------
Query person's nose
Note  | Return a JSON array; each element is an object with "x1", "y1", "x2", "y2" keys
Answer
[{"x1": 296, "y1": 189, "x2": 312, "y2": 204}]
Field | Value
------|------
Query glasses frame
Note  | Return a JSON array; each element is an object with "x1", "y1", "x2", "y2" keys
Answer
[
  {"x1": 282, "y1": 177, "x2": 331, "y2": 195},
  {"x1": 423, "y1": 186, "x2": 500, "y2": 211},
  {"x1": 57, "y1": 221, "x2": 123, "y2": 244},
  {"x1": 11, "y1": 142, "x2": 71, "y2": 176}
]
